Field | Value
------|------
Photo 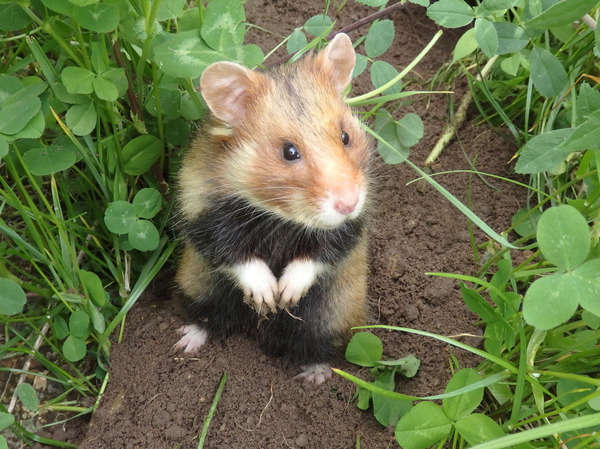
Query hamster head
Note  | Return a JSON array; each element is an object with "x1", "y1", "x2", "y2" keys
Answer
[{"x1": 200, "y1": 33, "x2": 371, "y2": 230}]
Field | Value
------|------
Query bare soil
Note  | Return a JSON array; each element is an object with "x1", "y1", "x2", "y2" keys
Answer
[{"x1": 43, "y1": 1, "x2": 524, "y2": 448}]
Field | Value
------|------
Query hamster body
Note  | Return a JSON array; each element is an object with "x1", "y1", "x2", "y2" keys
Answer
[{"x1": 175, "y1": 34, "x2": 372, "y2": 384}]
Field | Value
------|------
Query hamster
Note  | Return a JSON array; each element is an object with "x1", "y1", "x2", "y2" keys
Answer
[{"x1": 174, "y1": 33, "x2": 372, "y2": 385}]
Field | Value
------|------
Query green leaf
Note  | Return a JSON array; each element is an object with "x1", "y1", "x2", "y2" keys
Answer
[
  {"x1": 460, "y1": 283, "x2": 497, "y2": 323},
  {"x1": 0, "y1": 412, "x2": 14, "y2": 431},
  {"x1": 128, "y1": 219, "x2": 160, "y2": 251},
  {"x1": 72, "y1": 0, "x2": 120, "y2": 33},
  {"x1": 16, "y1": 383, "x2": 39, "y2": 411},
  {"x1": 0, "y1": 95, "x2": 40, "y2": 135},
  {"x1": 573, "y1": 259, "x2": 600, "y2": 317},
  {"x1": 63, "y1": 335, "x2": 87, "y2": 362},
  {"x1": 287, "y1": 29, "x2": 307, "y2": 54},
  {"x1": 530, "y1": 47, "x2": 568, "y2": 97},
  {"x1": 345, "y1": 332, "x2": 383, "y2": 367},
  {"x1": 0, "y1": 278, "x2": 26, "y2": 315},
  {"x1": 364, "y1": 20, "x2": 395, "y2": 58},
  {"x1": 0, "y1": 111, "x2": 44, "y2": 141},
  {"x1": 522, "y1": 273, "x2": 580, "y2": 329},
  {"x1": 22, "y1": 142, "x2": 77, "y2": 176},
  {"x1": 202, "y1": 0, "x2": 245, "y2": 49},
  {"x1": 375, "y1": 110, "x2": 407, "y2": 164},
  {"x1": 427, "y1": 0, "x2": 474, "y2": 28},
  {"x1": 0, "y1": 3, "x2": 32, "y2": 31},
  {"x1": 370, "y1": 61, "x2": 401, "y2": 95},
  {"x1": 453, "y1": 28, "x2": 477, "y2": 62},
  {"x1": 93, "y1": 75, "x2": 119, "y2": 102},
  {"x1": 583, "y1": 310, "x2": 600, "y2": 330},
  {"x1": 0, "y1": 137, "x2": 7, "y2": 159},
  {"x1": 481, "y1": 0, "x2": 519, "y2": 10},
  {"x1": 511, "y1": 207, "x2": 541, "y2": 237},
  {"x1": 41, "y1": 0, "x2": 73, "y2": 14},
  {"x1": 62, "y1": 67, "x2": 95, "y2": 95},
  {"x1": 526, "y1": 0, "x2": 598, "y2": 29},
  {"x1": 146, "y1": 86, "x2": 182, "y2": 119},
  {"x1": 133, "y1": 188, "x2": 163, "y2": 219},
  {"x1": 120, "y1": 134, "x2": 163, "y2": 175},
  {"x1": 442, "y1": 368, "x2": 483, "y2": 420},
  {"x1": 69, "y1": 310, "x2": 90, "y2": 339},
  {"x1": 395, "y1": 401, "x2": 452, "y2": 449},
  {"x1": 589, "y1": 389, "x2": 600, "y2": 411},
  {"x1": 52, "y1": 315, "x2": 69, "y2": 340},
  {"x1": 156, "y1": 0, "x2": 186, "y2": 20},
  {"x1": 475, "y1": 18, "x2": 498, "y2": 58},
  {"x1": 454, "y1": 413, "x2": 505, "y2": 446},
  {"x1": 577, "y1": 83, "x2": 600, "y2": 123},
  {"x1": 500, "y1": 53, "x2": 521, "y2": 76},
  {"x1": 86, "y1": 301, "x2": 106, "y2": 334},
  {"x1": 152, "y1": 30, "x2": 222, "y2": 79},
  {"x1": 396, "y1": 113, "x2": 424, "y2": 147},
  {"x1": 66, "y1": 101, "x2": 97, "y2": 136},
  {"x1": 378, "y1": 355, "x2": 421, "y2": 378},
  {"x1": 537, "y1": 205, "x2": 590, "y2": 270},
  {"x1": 104, "y1": 201, "x2": 137, "y2": 234},
  {"x1": 353, "y1": 54, "x2": 368, "y2": 78},
  {"x1": 373, "y1": 393, "x2": 412, "y2": 427},
  {"x1": 494, "y1": 22, "x2": 529, "y2": 55},
  {"x1": 0, "y1": 436, "x2": 7, "y2": 449},
  {"x1": 304, "y1": 14, "x2": 333, "y2": 37},
  {"x1": 238, "y1": 44, "x2": 264, "y2": 69},
  {"x1": 80, "y1": 270, "x2": 106, "y2": 307},
  {"x1": 514, "y1": 128, "x2": 574, "y2": 174},
  {"x1": 562, "y1": 109, "x2": 600, "y2": 152}
]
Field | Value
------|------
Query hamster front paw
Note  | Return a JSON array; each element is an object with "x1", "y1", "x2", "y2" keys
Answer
[
  {"x1": 293, "y1": 364, "x2": 333, "y2": 385},
  {"x1": 278, "y1": 259, "x2": 324, "y2": 308},
  {"x1": 174, "y1": 324, "x2": 208, "y2": 353},
  {"x1": 232, "y1": 259, "x2": 278, "y2": 314}
]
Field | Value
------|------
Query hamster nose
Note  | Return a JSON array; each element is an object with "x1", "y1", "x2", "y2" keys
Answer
[{"x1": 333, "y1": 191, "x2": 359, "y2": 215}]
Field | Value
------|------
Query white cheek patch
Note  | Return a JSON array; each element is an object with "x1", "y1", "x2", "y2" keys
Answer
[
  {"x1": 232, "y1": 259, "x2": 279, "y2": 313},
  {"x1": 278, "y1": 259, "x2": 326, "y2": 308},
  {"x1": 174, "y1": 324, "x2": 208, "y2": 353}
]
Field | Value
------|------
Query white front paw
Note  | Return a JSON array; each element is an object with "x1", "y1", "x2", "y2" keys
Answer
[
  {"x1": 233, "y1": 259, "x2": 278, "y2": 313},
  {"x1": 278, "y1": 259, "x2": 324, "y2": 308}
]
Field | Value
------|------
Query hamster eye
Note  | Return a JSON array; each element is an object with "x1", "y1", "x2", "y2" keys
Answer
[
  {"x1": 282, "y1": 143, "x2": 301, "y2": 161},
  {"x1": 341, "y1": 131, "x2": 350, "y2": 146}
]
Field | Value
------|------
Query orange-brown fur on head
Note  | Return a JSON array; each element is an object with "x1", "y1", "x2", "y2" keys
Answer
[{"x1": 179, "y1": 34, "x2": 372, "y2": 230}]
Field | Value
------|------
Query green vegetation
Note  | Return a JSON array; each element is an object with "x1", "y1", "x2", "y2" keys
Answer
[
  {"x1": 1, "y1": 0, "x2": 599, "y2": 447},
  {"x1": 339, "y1": 0, "x2": 600, "y2": 448}
]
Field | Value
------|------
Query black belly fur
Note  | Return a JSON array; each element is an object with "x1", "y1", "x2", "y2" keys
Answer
[{"x1": 180, "y1": 195, "x2": 363, "y2": 365}]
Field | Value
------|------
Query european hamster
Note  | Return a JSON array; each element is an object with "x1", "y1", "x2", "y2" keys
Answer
[{"x1": 174, "y1": 33, "x2": 372, "y2": 385}]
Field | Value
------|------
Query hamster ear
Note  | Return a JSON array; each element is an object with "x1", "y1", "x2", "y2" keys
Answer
[
  {"x1": 316, "y1": 33, "x2": 356, "y2": 94},
  {"x1": 200, "y1": 61, "x2": 265, "y2": 126}
]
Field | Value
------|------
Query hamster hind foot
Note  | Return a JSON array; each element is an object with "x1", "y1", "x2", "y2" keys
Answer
[
  {"x1": 293, "y1": 364, "x2": 333, "y2": 385},
  {"x1": 174, "y1": 324, "x2": 208, "y2": 353}
]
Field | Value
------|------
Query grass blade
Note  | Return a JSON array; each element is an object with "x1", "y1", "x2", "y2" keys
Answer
[{"x1": 198, "y1": 373, "x2": 228, "y2": 449}]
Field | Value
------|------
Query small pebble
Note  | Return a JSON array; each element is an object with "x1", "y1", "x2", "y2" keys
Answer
[{"x1": 295, "y1": 433, "x2": 309, "y2": 447}]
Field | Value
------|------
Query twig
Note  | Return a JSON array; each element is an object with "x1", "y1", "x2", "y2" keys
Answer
[
  {"x1": 266, "y1": 1, "x2": 411, "y2": 67},
  {"x1": 424, "y1": 55, "x2": 498, "y2": 166},
  {"x1": 237, "y1": 380, "x2": 274, "y2": 431}
]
